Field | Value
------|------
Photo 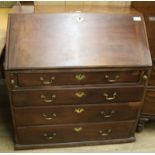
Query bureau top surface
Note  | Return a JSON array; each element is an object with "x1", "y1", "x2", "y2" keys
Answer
[{"x1": 6, "y1": 13, "x2": 152, "y2": 70}]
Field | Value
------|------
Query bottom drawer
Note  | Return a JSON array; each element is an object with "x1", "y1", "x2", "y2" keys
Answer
[
  {"x1": 16, "y1": 121, "x2": 135, "y2": 145},
  {"x1": 143, "y1": 89, "x2": 155, "y2": 115}
]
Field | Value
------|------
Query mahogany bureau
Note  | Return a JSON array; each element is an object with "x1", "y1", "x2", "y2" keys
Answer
[{"x1": 5, "y1": 13, "x2": 152, "y2": 149}]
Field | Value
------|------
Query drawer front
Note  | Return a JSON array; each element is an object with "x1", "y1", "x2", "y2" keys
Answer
[
  {"x1": 12, "y1": 86, "x2": 144, "y2": 106},
  {"x1": 148, "y1": 63, "x2": 155, "y2": 86},
  {"x1": 142, "y1": 89, "x2": 155, "y2": 115},
  {"x1": 16, "y1": 70, "x2": 142, "y2": 87},
  {"x1": 16, "y1": 121, "x2": 135, "y2": 145},
  {"x1": 14, "y1": 103, "x2": 140, "y2": 126}
]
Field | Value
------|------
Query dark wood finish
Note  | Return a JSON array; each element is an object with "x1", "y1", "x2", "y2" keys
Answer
[
  {"x1": 0, "y1": 62, "x2": 3, "y2": 78},
  {"x1": 12, "y1": 86, "x2": 144, "y2": 106},
  {"x1": 0, "y1": 47, "x2": 5, "y2": 79},
  {"x1": 132, "y1": 2, "x2": 155, "y2": 59},
  {"x1": 142, "y1": 89, "x2": 155, "y2": 115},
  {"x1": 14, "y1": 137, "x2": 136, "y2": 150},
  {"x1": 132, "y1": 2, "x2": 155, "y2": 131},
  {"x1": 14, "y1": 103, "x2": 140, "y2": 126},
  {"x1": 16, "y1": 121, "x2": 135, "y2": 145},
  {"x1": 136, "y1": 117, "x2": 149, "y2": 132},
  {"x1": 148, "y1": 61, "x2": 155, "y2": 86},
  {"x1": 19, "y1": 1, "x2": 34, "y2": 5},
  {"x1": 5, "y1": 9, "x2": 151, "y2": 149},
  {"x1": 6, "y1": 13, "x2": 151, "y2": 70},
  {"x1": 16, "y1": 70, "x2": 142, "y2": 87},
  {"x1": 145, "y1": 16, "x2": 155, "y2": 59}
]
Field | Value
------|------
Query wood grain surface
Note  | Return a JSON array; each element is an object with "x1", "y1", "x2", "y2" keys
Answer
[{"x1": 6, "y1": 13, "x2": 151, "y2": 69}]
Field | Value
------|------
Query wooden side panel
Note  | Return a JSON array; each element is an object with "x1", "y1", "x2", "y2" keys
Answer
[{"x1": 142, "y1": 89, "x2": 155, "y2": 115}]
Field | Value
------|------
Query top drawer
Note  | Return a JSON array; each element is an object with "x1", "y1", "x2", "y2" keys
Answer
[{"x1": 10, "y1": 70, "x2": 144, "y2": 88}]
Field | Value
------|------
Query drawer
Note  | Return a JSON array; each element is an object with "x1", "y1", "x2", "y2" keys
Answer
[
  {"x1": 16, "y1": 121, "x2": 135, "y2": 145},
  {"x1": 12, "y1": 86, "x2": 144, "y2": 106},
  {"x1": 142, "y1": 89, "x2": 155, "y2": 115},
  {"x1": 14, "y1": 70, "x2": 142, "y2": 87},
  {"x1": 14, "y1": 103, "x2": 140, "y2": 126},
  {"x1": 148, "y1": 63, "x2": 155, "y2": 86}
]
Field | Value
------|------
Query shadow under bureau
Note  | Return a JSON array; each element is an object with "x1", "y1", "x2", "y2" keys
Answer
[{"x1": 5, "y1": 13, "x2": 152, "y2": 149}]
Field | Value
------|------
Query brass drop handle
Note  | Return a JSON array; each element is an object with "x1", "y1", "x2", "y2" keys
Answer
[
  {"x1": 105, "y1": 75, "x2": 119, "y2": 83},
  {"x1": 75, "y1": 74, "x2": 86, "y2": 81},
  {"x1": 43, "y1": 133, "x2": 56, "y2": 140},
  {"x1": 74, "y1": 127, "x2": 83, "y2": 132},
  {"x1": 99, "y1": 129, "x2": 112, "y2": 137},
  {"x1": 75, "y1": 108, "x2": 84, "y2": 114},
  {"x1": 100, "y1": 110, "x2": 115, "y2": 118},
  {"x1": 103, "y1": 92, "x2": 117, "y2": 101},
  {"x1": 143, "y1": 75, "x2": 148, "y2": 80},
  {"x1": 75, "y1": 91, "x2": 86, "y2": 98},
  {"x1": 42, "y1": 113, "x2": 56, "y2": 120},
  {"x1": 40, "y1": 94, "x2": 56, "y2": 103},
  {"x1": 40, "y1": 77, "x2": 55, "y2": 85},
  {"x1": 11, "y1": 79, "x2": 18, "y2": 88}
]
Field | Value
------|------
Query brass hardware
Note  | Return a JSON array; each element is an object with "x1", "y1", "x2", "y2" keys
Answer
[
  {"x1": 74, "y1": 127, "x2": 83, "y2": 132},
  {"x1": 105, "y1": 75, "x2": 119, "y2": 83},
  {"x1": 75, "y1": 74, "x2": 86, "y2": 81},
  {"x1": 43, "y1": 132, "x2": 56, "y2": 140},
  {"x1": 99, "y1": 129, "x2": 112, "y2": 136},
  {"x1": 75, "y1": 91, "x2": 86, "y2": 98},
  {"x1": 103, "y1": 92, "x2": 117, "y2": 101},
  {"x1": 10, "y1": 79, "x2": 18, "y2": 88},
  {"x1": 42, "y1": 113, "x2": 56, "y2": 120},
  {"x1": 11, "y1": 79, "x2": 15, "y2": 85},
  {"x1": 40, "y1": 77, "x2": 55, "y2": 85},
  {"x1": 100, "y1": 110, "x2": 115, "y2": 118},
  {"x1": 40, "y1": 94, "x2": 56, "y2": 103},
  {"x1": 75, "y1": 108, "x2": 84, "y2": 114},
  {"x1": 143, "y1": 75, "x2": 148, "y2": 80}
]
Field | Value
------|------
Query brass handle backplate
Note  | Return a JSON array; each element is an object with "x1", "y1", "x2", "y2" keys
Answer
[
  {"x1": 75, "y1": 91, "x2": 86, "y2": 98},
  {"x1": 75, "y1": 108, "x2": 85, "y2": 114},
  {"x1": 105, "y1": 75, "x2": 119, "y2": 83},
  {"x1": 42, "y1": 113, "x2": 56, "y2": 120},
  {"x1": 43, "y1": 132, "x2": 56, "y2": 140},
  {"x1": 99, "y1": 129, "x2": 112, "y2": 137},
  {"x1": 103, "y1": 92, "x2": 117, "y2": 101},
  {"x1": 41, "y1": 94, "x2": 56, "y2": 103},
  {"x1": 100, "y1": 110, "x2": 115, "y2": 118},
  {"x1": 75, "y1": 74, "x2": 86, "y2": 81},
  {"x1": 40, "y1": 77, "x2": 55, "y2": 85},
  {"x1": 74, "y1": 127, "x2": 83, "y2": 132}
]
